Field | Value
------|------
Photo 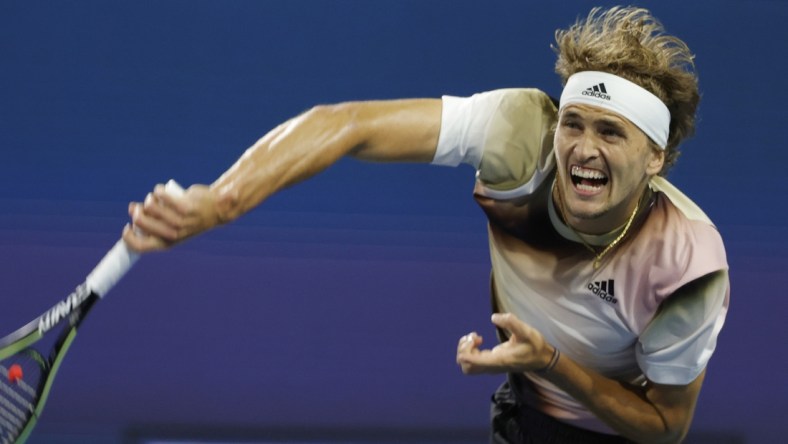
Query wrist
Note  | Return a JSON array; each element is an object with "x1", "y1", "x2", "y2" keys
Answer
[
  {"x1": 535, "y1": 345, "x2": 560, "y2": 374},
  {"x1": 210, "y1": 183, "x2": 241, "y2": 225}
]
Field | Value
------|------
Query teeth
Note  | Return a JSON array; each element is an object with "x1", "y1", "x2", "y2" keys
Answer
[
  {"x1": 576, "y1": 183, "x2": 601, "y2": 192},
  {"x1": 571, "y1": 165, "x2": 607, "y2": 180}
]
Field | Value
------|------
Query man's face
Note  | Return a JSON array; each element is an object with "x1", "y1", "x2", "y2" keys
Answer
[{"x1": 553, "y1": 103, "x2": 664, "y2": 234}]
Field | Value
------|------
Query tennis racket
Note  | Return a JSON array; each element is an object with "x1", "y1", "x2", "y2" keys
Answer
[{"x1": 0, "y1": 180, "x2": 183, "y2": 444}]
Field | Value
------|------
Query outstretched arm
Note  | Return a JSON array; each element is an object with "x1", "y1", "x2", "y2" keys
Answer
[
  {"x1": 124, "y1": 98, "x2": 442, "y2": 252},
  {"x1": 457, "y1": 313, "x2": 704, "y2": 444}
]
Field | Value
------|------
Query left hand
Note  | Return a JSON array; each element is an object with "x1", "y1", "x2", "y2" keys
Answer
[{"x1": 456, "y1": 313, "x2": 554, "y2": 375}]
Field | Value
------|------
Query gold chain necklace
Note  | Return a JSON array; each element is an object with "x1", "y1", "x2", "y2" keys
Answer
[{"x1": 553, "y1": 181, "x2": 641, "y2": 269}]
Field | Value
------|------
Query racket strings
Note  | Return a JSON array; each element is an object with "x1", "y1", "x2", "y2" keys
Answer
[{"x1": 0, "y1": 353, "x2": 45, "y2": 443}]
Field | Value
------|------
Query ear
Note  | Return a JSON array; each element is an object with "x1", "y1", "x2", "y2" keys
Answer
[{"x1": 646, "y1": 147, "x2": 665, "y2": 176}]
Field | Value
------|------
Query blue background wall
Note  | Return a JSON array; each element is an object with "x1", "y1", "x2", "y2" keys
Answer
[{"x1": 1, "y1": 1, "x2": 786, "y2": 442}]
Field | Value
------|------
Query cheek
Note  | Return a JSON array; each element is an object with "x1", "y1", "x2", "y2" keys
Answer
[
  {"x1": 612, "y1": 158, "x2": 650, "y2": 190},
  {"x1": 552, "y1": 135, "x2": 569, "y2": 166}
]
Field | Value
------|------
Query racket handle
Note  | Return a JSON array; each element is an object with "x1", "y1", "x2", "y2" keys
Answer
[
  {"x1": 86, "y1": 180, "x2": 185, "y2": 297},
  {"x1": 86, "y1": 239, "x2": 141, "y2": 297}
]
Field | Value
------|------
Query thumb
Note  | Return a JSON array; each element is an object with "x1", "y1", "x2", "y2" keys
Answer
[{"x1": 491, "y1": 313, "x2": 534, "y2": 339}]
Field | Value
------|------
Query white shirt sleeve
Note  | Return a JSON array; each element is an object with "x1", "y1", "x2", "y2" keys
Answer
[
  {"x1": 636, "y1": 270, "x2": 730, "y2": 385},
  {"x1": 432, "y1": 91, "x2": 504, "y2": 169}
]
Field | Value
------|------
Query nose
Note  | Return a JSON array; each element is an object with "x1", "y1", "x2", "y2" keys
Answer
[{"x1": 574, "y1": 133, "x2": 601, "y2": 161}]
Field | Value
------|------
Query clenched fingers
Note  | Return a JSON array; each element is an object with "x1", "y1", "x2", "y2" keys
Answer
[{"x1": 456, "y1": 332, "x2": 496, "y2": 375}]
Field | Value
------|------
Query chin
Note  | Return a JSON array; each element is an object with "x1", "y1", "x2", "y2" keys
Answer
[
  {"x1": 568, "y1": 207, "x2": 607, "y2": 222},
  {"x1": 565, "y1": 195, "x2": 609, "y2": 221}
]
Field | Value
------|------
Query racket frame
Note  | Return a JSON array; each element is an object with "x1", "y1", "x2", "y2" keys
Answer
[{"x1": 0, "y1": 179, "x2": 183, "y2": 443}]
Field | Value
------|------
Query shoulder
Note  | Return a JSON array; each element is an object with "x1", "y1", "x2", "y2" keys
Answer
[
  {"x1": 648, "y1": 177, "x2": 725, "y2": 255},
  {"x1": 456, "y1": 89, "x2": 559, "y2": 194},
  {"x1": 639, "y1": 177, "x2": 728, "y2": 300},
  {"x1": 649, "y1": 177, "x2": 716, "y2": 226},
  {"x1": 436, "y1": 88, "x2": 559, "y2": 194}
]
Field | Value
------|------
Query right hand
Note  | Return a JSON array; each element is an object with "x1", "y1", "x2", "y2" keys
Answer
[{"x1": 123, "y1": 183, "x2": 221, "y2": 253}]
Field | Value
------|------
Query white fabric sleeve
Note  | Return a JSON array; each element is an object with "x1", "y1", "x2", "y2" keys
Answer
[
  {"x1": 637, "y1": 270, "x2": 730, "y2": 385},
  {"x1": 432, "y1": 91, "x2": 504, "y2": 168}
]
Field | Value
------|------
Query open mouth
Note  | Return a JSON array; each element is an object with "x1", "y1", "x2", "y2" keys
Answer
[{"x1": 570, "y1": 165, "x2": 608, "y2": 192}]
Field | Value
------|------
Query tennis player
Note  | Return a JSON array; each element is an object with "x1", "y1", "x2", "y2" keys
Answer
[{"x1": 125, "y1": 7, "x2": 729, "y2": 444}]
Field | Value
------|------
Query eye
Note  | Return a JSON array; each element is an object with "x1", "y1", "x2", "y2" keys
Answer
[
  {"x1": 562, "y1": 120, "x2": 582, "y2": 131},
  {"x1": 600, "y1": 126, "x2": 625, "y2": 139}
]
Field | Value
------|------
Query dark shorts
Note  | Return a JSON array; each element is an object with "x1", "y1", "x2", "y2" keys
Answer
[{"x1": 490, "y1": 381, "x2": 635, "y2": 444}]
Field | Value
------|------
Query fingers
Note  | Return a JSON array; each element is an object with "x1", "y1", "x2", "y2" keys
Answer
[
  {"x1": 457, "y1": 314, "x2": 550, "y2": 375},
  {"x1": 456, "y1": 332, "x2": 484, "y2": 374},
  {"x1": 457, "y1": 332, "x2": 509, "y2": 375},
  {"x1": 126, "y1": 182, "x2": 189, "y2": 252},
  {"x1": 128, "y1": 199, "x2": 179, "y2": 242},
  {"x1": 456, "y1": 342, "x2": 507, "y2": 375},
  {"x1": 456, "y1": 332, "x2": 483, "y2": 356},
  {"x1": 146, "y1": 185, "x2": 187, "y2": 229},
  {"x1": 153, "y1": 183, "x2": 189, "y2": 215},
  {"x1": 122, "y1": 223, "x2": 168, "y2": 253}
]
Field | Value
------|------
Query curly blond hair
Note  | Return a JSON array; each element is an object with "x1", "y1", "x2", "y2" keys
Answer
[{"x1": 554, "y1": 6, "x2": 699, "y2": 174}]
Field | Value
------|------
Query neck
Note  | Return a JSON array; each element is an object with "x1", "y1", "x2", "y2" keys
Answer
[{"x1": 551, "y1": 180, "x2": 648, "y2": 269}]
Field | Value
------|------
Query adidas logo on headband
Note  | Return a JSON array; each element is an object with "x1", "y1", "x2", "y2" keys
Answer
[{"x1": 582, "y1": 83, "x2": 610, "y2": 101}]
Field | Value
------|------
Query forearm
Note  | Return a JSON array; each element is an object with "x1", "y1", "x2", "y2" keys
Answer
[
  {"x1": 208, "y1": 104, "x2": 363, "y2": 223},
  {"x1": 542, "y1": 355, "x2": 698, "y2": 444},
  {"x1": 209, "y1": 99, "x2": 440, "y2": 223}
]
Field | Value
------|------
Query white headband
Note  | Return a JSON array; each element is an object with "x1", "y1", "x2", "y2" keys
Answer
[{"x1": 559, "y1": 71, "x2": 671, "y2": 149}]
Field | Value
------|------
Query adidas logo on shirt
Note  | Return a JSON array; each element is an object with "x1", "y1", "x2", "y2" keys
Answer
[
  {"x1": 588, "y1": 279, "x2": 618, "y2": 304},
  {"x1": 581, "y1": 82, "x2": 611, "y2": 101}
]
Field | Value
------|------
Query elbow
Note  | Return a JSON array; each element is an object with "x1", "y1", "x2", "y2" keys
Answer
[
  {"x1": 634, "y1": 421, "x2": 690, "y2": 444},
  {"x1": 307, "y1": 102, "x2": 370, "y2": 157},
  {"x1": 662, "y1": 425, "x2": 690, "y2": 444},
  {"x1": 307, "y1": 102, "x2": 366, "y2": 146},
  {"x1": 638, "y1": 432, "x2": 686, "y2": 444}
]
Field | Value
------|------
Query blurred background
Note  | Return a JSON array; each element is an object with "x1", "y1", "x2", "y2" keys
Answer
[{"x1": 0, "y1": 1, "x2": 785, "y2": 443}]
